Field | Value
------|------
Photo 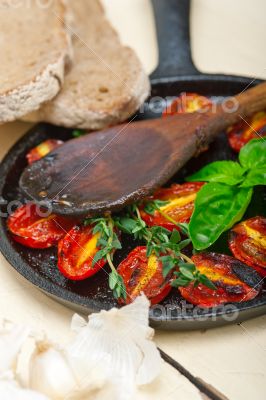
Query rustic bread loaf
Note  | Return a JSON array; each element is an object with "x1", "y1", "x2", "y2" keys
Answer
[
  {"x1": 24, "y1": 0, "x2": 150, "y2": 130},
  {"x1": 0, "y1": 0, "x2": 72, "y2": 123}
]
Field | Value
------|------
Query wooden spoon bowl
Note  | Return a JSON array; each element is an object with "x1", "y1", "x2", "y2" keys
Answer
[{"x1": 20, "y1": 82, "x2": 266, "y2": 216}]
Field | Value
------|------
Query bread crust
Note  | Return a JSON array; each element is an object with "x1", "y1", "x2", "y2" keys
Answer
[
  {"x1": 24, "y1": 0, "x2": 150, "y2": 129},
  {"x1": 0, "y1": 0, "x2": 72, "y2": 123}
]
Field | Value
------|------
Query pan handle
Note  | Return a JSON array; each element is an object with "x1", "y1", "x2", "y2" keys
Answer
[{"x1": 150, "y1": 0, "x2": 200, "y2": 80}]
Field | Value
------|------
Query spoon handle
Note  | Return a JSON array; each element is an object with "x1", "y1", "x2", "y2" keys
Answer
[
  {"x1": 213, "y1": 81, "x2": 266, "y2": 127},
  {"x1": 234, "y1": 81, "x2": 266, "y2": 117},
  {"x1": 204, "y1": 81, "x2": 266, "y2": 140}
]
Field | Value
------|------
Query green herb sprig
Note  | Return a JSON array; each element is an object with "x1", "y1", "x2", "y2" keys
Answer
[
  {"x1": 85, "y1": 200, "x2": 216, "y2": 301},
  {"x1": 187, "y1": 139, "x2": 266, "y2": 250},
  {"x1": 114, "y1": 203, "x2": 215, "y2": 290},
  {"x1": 84, "y1": 217, "x2": 126, "y2": 300}
]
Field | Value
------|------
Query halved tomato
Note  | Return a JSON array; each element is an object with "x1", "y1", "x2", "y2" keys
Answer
[
  {"x1": 229, "y1": 216, "x2": 266, "y2": 277},
  {"x1": 58, "y1": 225, "x2": 106, "y2": 280},
  {"x1": 227, "y1": 111, "x2": 266, "y2": 152},
  {"x1": 7, "y1": 203, "x2": 75, "y2": 249},
  {"x1": 26, "y1": 139, "x2": 63, "y2": 164},
  {"x1": 163, "y1": 93, "x2": 212, "y2": 117},
  {"x1": 117, "y1": 246, "x2": 172, "y2": 305},
  {"x1": 140, "y1": 182, "x2": 205, "y2": 231},
  {"x1": 178, "y1": 253, "x2": 261, "y2": 308}
]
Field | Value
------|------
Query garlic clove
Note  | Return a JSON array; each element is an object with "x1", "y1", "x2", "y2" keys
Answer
[
  {"x1": 28, "y1": 340, "x2": 77, "y2": 400},
  {"x1": 70, "y1": 314, "x2": 87, "y2": 333},
  {"x1": 119, "y1": 294, "x2": 152, "y2": 332},
  {"x1": 0, "y1": 296, "x2": 161, "y2": 400},
  {"x1": 67, "y1": 294, "x2": 162, "y2": 399},
  {"x1": 0, "y1": 321, "x2": 29, "y2": 374},
  {"x1": 29, "y1": 339, "x2": 107, "y2": 400},
  {"x1": 135, "y1": 338, "x2": 162, "y2": 385},
  {"x1": 0, "y1": 375, "x2": 49, "y2": 400},
  {"x1": 65, "y1": 351, "x2": 108, "y2": 399}
]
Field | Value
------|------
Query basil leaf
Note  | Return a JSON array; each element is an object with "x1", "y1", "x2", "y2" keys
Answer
[
  {"x1": 189, "y1": 183, "x2": 253, "y2": 250},
  {"x1": 241, "y1": 167, "x2": 266, "y2": 187},
  {"x1": 239, "y1": 139, "x2": 266, "y2": 169},
  {"x1": 187, "y1": 161, "x2": 245, "y2": 185}
]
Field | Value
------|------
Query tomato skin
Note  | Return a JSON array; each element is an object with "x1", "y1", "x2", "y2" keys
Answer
[
  {"x1": 163, "y1": 93, "x2": 212, "y2": 117},
  {"x1": 178, "y1": 253, "x2": 261, "y2": 308},
  {"x1": 229, "y1": 217, "x2": 266, "y2": 277},
  {"x1": 140, "y1": 182, "x2": 204, "y2": 231},
  {"x1": 7, "y1": 203, "x2": 75, "y2": 249},
  {"x1": 58, "y1": 225, "x2": 106, "y2": 280},
  {"x1": 227, "y1": 111, "x2": 266, "y2": 152},
  {"x1": 117, "y1": 246, "x2": 172, "y2": 305},
  {"x1": 26, "y1": 139, "x2": 63, "y2": 164}
]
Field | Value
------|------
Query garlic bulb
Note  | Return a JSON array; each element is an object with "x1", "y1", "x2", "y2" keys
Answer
[
  {"x1": 0, "y1": 296, "x2": 161, "y2": 400},
  {"x1": 29, "y1": 340, "x2": 77, "y2": 399},
  {"x1": 29, "y1": 339, "x2": 106, "y2": 400},
  {"x1": 0, "y1": 320, "x2": 29, "y2": 374},
  {"x1": 67, "y1": 295, "x2": 162, "y2": 399},
  {"x1": 0, "y1": 374, "x2": 49, "y2": 400},
  {"x1": 65, "y1": 350, "x2": 108, "y2": 399}
]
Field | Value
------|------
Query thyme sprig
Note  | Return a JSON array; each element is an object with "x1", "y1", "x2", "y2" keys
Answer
[
  {"x1": 84, "y1": 217, "x2": 126, "y2": 300},
  {"x1": 84, "y1": 199, "x2": 216, "y2": 301},
  {"x1": 114, "y1": 202, "x2": 216, "y2": 290}
]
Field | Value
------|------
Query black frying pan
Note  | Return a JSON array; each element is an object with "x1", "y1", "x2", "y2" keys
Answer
[{"x1": 0, "y1": 0, "x2": 265, "y2": 330}]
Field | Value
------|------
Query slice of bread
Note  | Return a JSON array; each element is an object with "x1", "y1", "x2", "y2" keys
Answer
[
  {"x1": 24, "y1": 0, "x2": 150, "y2": 130},
  {"x1": 0, "y1": 0, "x2": 72, "y2": 123}
]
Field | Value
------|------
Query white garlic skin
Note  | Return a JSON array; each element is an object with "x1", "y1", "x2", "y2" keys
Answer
[
  {"x1": 0, "y1": 322, "x2": 29, "y2": 374},
  {"x1": 0, "y1": 377, "x2": 49, "y2": 400},
  {"x1": 67, "y1": 295, "x2": 162, "y2": 400},
  {"x1": 28, "y1": 340, "x2": 107, "y2": 400},
  {"x1": 29, "y1": 341, "x2": 77, "y2": 400}
]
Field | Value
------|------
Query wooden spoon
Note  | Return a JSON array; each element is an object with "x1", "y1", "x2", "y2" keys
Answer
[{"x1": 20, "y1": 82, "x2": 266, "y2": 217}]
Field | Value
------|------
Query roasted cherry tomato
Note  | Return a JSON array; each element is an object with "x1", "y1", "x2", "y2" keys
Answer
[
  {"x1": 26, "y1": 139, "x2": 63, "y2": 164},
  {"x1": 229, "y1": 217, "x2": 266, "y2": 277},
  {"x1": 117, "y1": 246, "x2": 172, "y2": 305},
  {"x1": 7, "y1": 203, "x2": 75, "y2": 249},
  {"x1": 178, "y1": 253, "x2": 261, "y2": 308},
  {"x1": 163, "y1": 93, "x2": 212, "y2": 117},
  {"x1": 227, "y1": 111, "x2": 266, "y2": 152},
  {"x1": 58, "y1": 225, "x2": 106, "y2": 280},
  {"x1": 140, "y1": 182, "x2": 204, "y2": 231}
]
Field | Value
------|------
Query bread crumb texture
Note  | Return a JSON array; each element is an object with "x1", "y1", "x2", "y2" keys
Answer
[
  {"x1": 0, "y1": 0, "x2": 72, "y2": 123},
  {"x1": 24, "y1": 0, "x2": 150, "y2": 129}
]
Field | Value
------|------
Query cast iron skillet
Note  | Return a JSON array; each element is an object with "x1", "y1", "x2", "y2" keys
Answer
[{"x1": 0, "y1": 0, "x2": 265, "y2": 330}]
